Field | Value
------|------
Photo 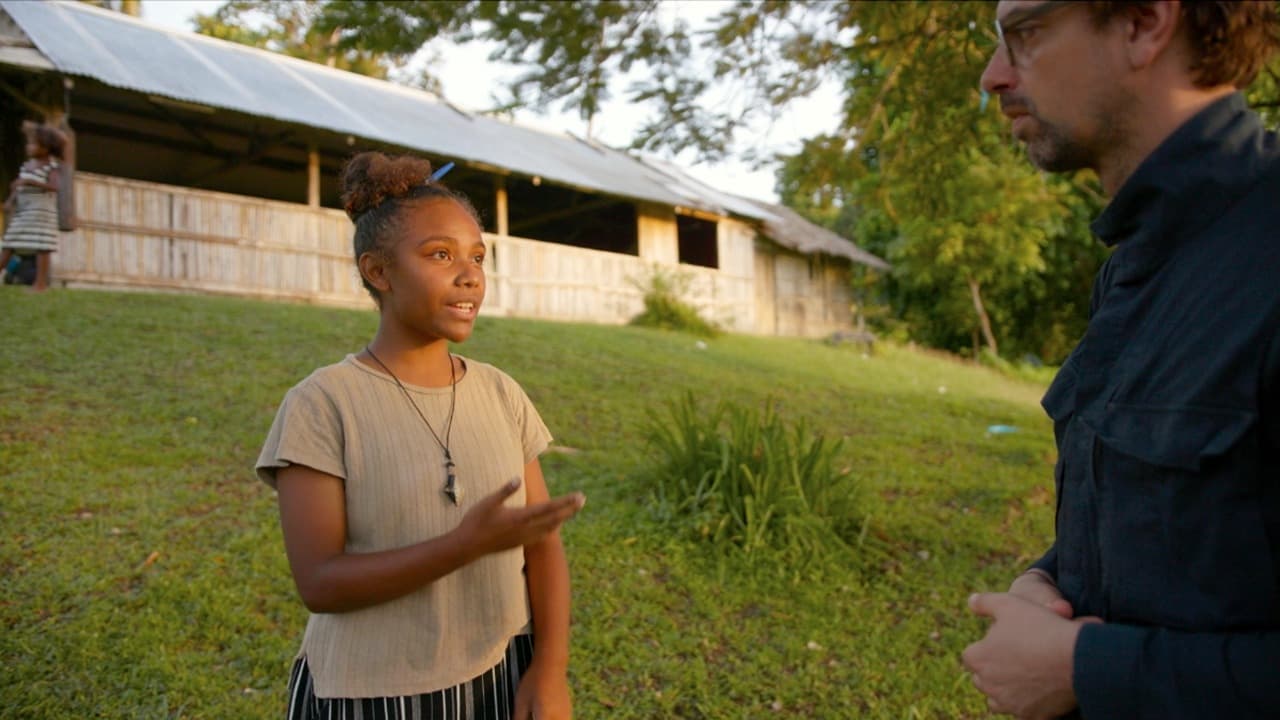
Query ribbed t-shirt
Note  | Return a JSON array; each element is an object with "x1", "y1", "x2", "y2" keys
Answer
[{"x1": 256, "y1": 354, "x2": 552, "y2": 698}]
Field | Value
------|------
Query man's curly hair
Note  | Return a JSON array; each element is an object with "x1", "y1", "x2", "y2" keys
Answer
[{"x1": 1088, "y1": 1, "x2": 1280, "y2": 88}]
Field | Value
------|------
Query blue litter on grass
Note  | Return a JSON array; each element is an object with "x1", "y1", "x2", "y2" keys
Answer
[{"x1": 987, "y1": 425, "x2": 1019, "y2": 435}]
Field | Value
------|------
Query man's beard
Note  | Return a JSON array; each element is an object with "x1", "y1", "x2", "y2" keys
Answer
[
  {"x1": 1025, "y1": 118, "x2": 1096, "y2": 173},
  {"x1": 1008, "y1": 92, "x2": 1129, "y2": 176}
]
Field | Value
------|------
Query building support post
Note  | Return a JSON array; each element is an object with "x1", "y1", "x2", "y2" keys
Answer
[
  {"x1": 307, "y1": 146, "x2": 320, "y2": 208},
  {"x1": 494, "y1": 175, "x2": 509, "y2": 237}
]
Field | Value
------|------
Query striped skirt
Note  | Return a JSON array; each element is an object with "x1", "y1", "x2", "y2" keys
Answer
[
  {"x1": 286, "y1": 634, "x2": 535, "y2": 720},
  {"x1": 2, "y1": 190, "x2": 58, "y2": 253}
]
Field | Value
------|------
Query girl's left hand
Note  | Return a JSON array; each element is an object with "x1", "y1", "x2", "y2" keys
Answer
[{"x1": 514, "y1": 661, "x2": 572, "y2": 720}]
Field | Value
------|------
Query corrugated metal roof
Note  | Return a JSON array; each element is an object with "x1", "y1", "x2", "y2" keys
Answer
[
  {"x1": 637, "y1": 156, "x2": 777, "y2": 221},
  {"x1": 0, "y1": 43, "x2": 52, "y2": 71},
  {"x1": 1, "y1": 0, "x2": 699, "y2": 207},
  {"x1": 0, "y1": 4, "x2": 53, "y2": 70},
  {"x1": 1, "y1": 0, "x2": 886, "y2": 269}
]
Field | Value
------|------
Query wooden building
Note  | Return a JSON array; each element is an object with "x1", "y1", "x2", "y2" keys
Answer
[{"x1": 0, "y1": 1, "x2": 887, "y2": 337}]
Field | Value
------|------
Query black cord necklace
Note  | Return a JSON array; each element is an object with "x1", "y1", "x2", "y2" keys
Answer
[{"x1": 365, "y1": 346, "x2": 460, "y2": 506}]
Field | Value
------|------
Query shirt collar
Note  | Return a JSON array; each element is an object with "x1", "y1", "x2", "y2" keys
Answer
[{"x1": 1090, "y1": 93, "x2": 1265, "y2": 248}]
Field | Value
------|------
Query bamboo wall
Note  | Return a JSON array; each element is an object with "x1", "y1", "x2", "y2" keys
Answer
[
  {"x1": 54, "y1": 173, "x2": 758, "y2": 331},
  {"x1": 717, "y1": 218, "x2": 757, "y2": 330},
  {"x1": 58, "y1": 172, "x2": 363, "y2": 306},
  {"x1": 636, "y1": 202, "x2": 679, "y2": 266},
  {"x1": 756, "y1": 249, "x2": 854, "y2": 338}
]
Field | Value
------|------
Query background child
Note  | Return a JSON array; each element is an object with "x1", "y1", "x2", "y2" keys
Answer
[
  {"x1": 1, "y1": 122, "x2": 66, "y2": 292},
  {"x1": 256, "y1": 151, "x2": 585, "y2": 720}
]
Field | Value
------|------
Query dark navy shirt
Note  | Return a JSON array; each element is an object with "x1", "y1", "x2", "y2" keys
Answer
[{"x1": 1034, "y1": 93, "x2": 1280, "y2": 719}]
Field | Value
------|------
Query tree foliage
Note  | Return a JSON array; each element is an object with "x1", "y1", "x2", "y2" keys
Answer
[
  {"x1": 1247, "y1": 61, "x2": 1280, "y2": 127},
  {"x1": 742, "y1": 0, "x2": 1273, "y2": 360},
  {"x1": 313, "y1": 1, "x2": 705, "y2": 140},
  {"x1": 80, "y1": 0, "x2": 140, "y2": 15},
  {"x1": 191, "y1": 0, "x2": 440, "y2": 91},
  {"x1": 768, "y1": 1, "x2": 1092, "y2": 358}
]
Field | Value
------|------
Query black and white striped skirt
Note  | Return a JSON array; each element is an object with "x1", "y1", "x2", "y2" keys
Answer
[
  {"x1": 2, "y1": 191, "x2": 58, "y2": 253},
  {"x1": 285, "y1": 634, "x2": 535, "y2": 720}
]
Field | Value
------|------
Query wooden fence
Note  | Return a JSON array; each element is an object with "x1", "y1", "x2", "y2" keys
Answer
[{"x1": 54, "y1": 173, "x2": 755, "y2": 330}]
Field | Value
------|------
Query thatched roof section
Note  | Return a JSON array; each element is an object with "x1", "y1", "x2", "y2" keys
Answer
[
  {"x1": 638, "y1": 157, "x2": 889, "y2": 270},
  {"x1": 746, "y1": 199, "x2": 890, "y2": 271}
]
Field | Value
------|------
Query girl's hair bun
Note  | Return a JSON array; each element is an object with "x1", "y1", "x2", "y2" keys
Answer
[{"x1": 340, "y1": 152, "x2": 435, "y2": 220}]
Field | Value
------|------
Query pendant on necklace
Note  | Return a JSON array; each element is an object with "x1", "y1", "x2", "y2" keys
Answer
[{"x1": 443, "y1": 458, "x2": 460, "y2": 506}]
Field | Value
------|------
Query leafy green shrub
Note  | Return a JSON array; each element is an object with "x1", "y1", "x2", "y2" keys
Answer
[
  {"x1": 642, "y1": 393, "x2": 863, "y2": 559},
  {"x1": 629, "y1": 267, "x2": 720, "y2": 337},
  {"x1": 977, "y1": 348, "x2": 1058, "y2": 386}
]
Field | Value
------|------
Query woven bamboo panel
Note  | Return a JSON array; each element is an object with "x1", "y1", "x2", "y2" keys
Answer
[
  {"x1": 636, "y1": 203, "x2": 678, "y2": 266},
  {"x1": 484, "y1": 233, "x2": 751, "y2": 330},
  {"x1": 717, "y1": 218, "x2": 757, "y2": 280},
  {"x1": 56, "y1": 173, "x2": 369, "y2": 308},
  {"x1": 50, "y1": 173, "x2": 845, "y2": 336},
  {"x1": 487, "y1": 233, "x2": 645, "y2": 323},
  {"x1": 765, "y1": 252, "x2": 854, "y2": 338}
]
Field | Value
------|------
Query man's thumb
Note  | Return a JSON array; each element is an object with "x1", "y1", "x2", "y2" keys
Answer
[
  {"x1": 1046, "y1": 598, "x2": 1074, "y2": 619},
  {"x1": 968, "y1": 592, "x2": 1006, "y2": 618}
]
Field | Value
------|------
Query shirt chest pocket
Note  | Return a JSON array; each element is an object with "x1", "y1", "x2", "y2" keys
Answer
[
  {"x1": 1097, "y1": 403, "x2": 1254, "y2": 472},
  {"x1": 1091, "y1": 403, "x2": 1276, "y2": 628}
]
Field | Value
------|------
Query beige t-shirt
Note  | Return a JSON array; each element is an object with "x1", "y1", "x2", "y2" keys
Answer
[{"x1": 256, "y1": 354, "x2": 551, "y2": 698}]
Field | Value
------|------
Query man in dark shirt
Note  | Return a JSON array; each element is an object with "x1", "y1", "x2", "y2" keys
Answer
[{"x1": 963, "y1": 2, "x2": 1280, "y2": 719}]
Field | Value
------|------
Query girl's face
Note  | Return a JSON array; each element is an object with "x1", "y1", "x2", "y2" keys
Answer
[
  {"x1": 374, "y1": 197, "x2": 487, "y2": 344},
  {"x1": 25, "y1": 139, "x2": 46, "y2": 159}
]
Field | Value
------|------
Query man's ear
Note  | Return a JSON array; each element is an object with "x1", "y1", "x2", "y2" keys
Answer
[
  {"x1": 1122, "y1": 0, "x2": 1181, "y2": 71},
  {"x1": 358, "y1": 250, "x2": 391, "y2": 294}
]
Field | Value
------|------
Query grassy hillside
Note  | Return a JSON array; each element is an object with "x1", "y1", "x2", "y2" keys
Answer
[{"x1": 0, "y1": 288, "x2": 1057, "y2": 719}]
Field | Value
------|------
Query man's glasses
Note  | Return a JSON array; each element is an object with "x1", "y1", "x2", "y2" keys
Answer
[{"x1": 994, "y1": 1, "x2": 1077, "y2": 68}]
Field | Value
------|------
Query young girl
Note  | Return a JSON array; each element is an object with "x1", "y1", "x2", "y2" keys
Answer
[
  {"x1": 256, "y1": 151, "x2": 584, "y2": 720},
  {"x1": 1, "y1": 122, "x2": 66, "y2": 292}
]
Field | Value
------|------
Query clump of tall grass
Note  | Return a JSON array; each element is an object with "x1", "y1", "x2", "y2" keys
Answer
[
  {"x1": 629, "y1": 267, "x2": 720, "y2": 337},
  {"x1": 642, "y1": 393, "x2": 863, "y2": 560}
]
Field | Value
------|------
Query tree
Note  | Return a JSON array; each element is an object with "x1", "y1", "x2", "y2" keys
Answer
[
  {"x1": 191, "y1": 1, "x2": 438, "y2": 91},
  {"x1": 1247, "y1": 61, "x2": 1280, "y2": 127},
  {"x1": 768, "y1": 2, "x2": 1085, "y2": 356},
  {"x1": 80, "y1": 0, "x2": 140, "y2": 15},
  {"x1": 315, "y1": 1, "x2": 697, "y2": 141}
]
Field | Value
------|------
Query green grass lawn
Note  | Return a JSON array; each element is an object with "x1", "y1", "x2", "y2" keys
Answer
[{"x1": 0, "y1": 287, "x2": 1058, "y2": 719}]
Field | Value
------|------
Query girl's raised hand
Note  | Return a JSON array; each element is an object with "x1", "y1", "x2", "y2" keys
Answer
[{"x1": 454, "y1": 479, "x2": 584, "y2": 560}]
